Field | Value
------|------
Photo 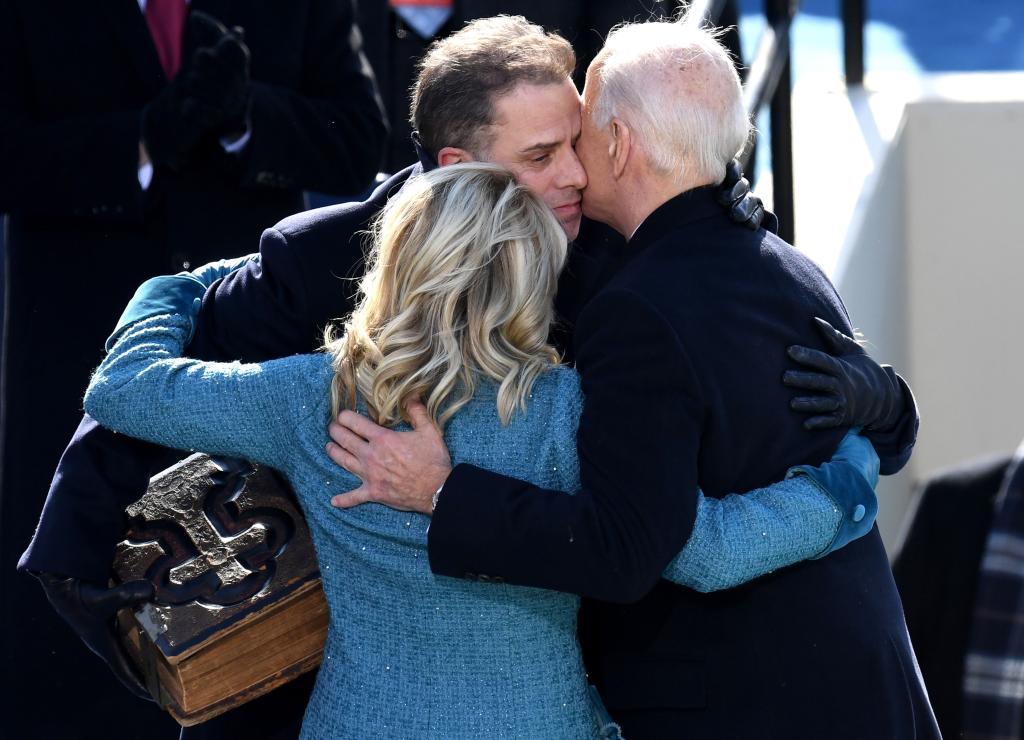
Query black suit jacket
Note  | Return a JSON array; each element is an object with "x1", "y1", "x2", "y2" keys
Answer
[
  {"x1": 893, "y1": 453, "x2": 1013, "y2": 740},
  {"x1": 427, "y1": 188, "x2": 934, "y2": 739},
  {"x1": 2, "y1": 2, "x2": 385, "y2": 736}
]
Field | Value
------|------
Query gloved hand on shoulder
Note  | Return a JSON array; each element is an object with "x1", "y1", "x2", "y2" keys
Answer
[
  {"x1": 716, "y1": 159, "x2": 776, "y2": 233},
  {"x1": 784, "y1": 317, "x2": 905, "y2": 432}
]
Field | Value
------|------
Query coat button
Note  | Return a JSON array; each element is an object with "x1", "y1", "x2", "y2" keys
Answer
[
  {"x1": 853, "y1": 504, "x2": 866, "y2": 522},
  {"x1": 170, "y1": 252, "x2": 190, "y2": 271}
]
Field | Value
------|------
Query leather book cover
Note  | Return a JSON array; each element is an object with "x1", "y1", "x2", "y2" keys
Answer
[{"x1": 112, "y1": 453, "x2": 328, "y2": 725}]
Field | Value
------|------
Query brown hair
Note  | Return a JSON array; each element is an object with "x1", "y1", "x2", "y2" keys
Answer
[{"x1": 411, "y1": 15, "x2": 576, "y2": 159}]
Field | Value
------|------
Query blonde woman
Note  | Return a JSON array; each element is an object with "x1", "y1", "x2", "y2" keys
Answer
[{"x1": 85, "y1": 163, "x2": 877, "y2": 738}]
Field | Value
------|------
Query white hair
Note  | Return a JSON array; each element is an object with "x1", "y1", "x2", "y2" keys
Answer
[{"x1": 592, "y1": 20, "x2": 750, "y2": 186}]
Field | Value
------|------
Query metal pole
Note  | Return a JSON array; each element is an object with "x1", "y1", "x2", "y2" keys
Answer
[
  {"x1": 842, "y1": 0, "x2": 865, "y2": 86},
  {"x1": 765, "y1": 0, "x2": 795, "y2": 244},
  {"x1": 769, "y1": 56, "x2": 795, "y2": 244}
]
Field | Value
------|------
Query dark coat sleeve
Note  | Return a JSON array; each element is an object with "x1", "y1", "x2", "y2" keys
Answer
[
  {"x1": 19, "y1": 206, "x2": 361, "y2": 579},
  {"x1": 17, "y1": 417, "x2": 175, "y2": 581},
  {"x1": 237, "y1": 0, "x2": 387, "y2": 196},
  {"x1": 189, "y1": 230, "x2": 331, "y2": 362},
  {"x1": 866, "y1": 369, "x2": 920, "y2": 476},
  {"x1": 0, "y1": 0, "x2": 387, "y2": 219},
  {"x1": 427, "y1": 288, "x2": 702, "y2": 603}
]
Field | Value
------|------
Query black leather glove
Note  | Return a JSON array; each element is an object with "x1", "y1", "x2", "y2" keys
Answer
[
  {"x1": 141, "y1": 71, "x2": 201, "y2": 171},
  {"x1": 181, "y1": 19, "x2": 251, "y2": 138},
  {"x1": 141, "y1": 11, "x2": 250, "y2": 171},
  {"x1": 33, "y1": 571, "x2": 155, "y2": 701},
  {"x1": 783, "y1": 317, "x2": 904, "y2": 431},
  {"x1": 717, "y1": 159, "x2": 768, "y2": 231}
]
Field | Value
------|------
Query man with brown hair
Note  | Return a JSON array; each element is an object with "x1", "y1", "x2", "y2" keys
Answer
[{"x1": 410, "y1": 15, "x2": 587, "y2": 240}]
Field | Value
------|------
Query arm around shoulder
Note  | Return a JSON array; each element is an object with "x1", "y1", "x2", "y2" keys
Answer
[
  {"x1": 189, "y1": 224, "x2": 319, "y2": 362},
  {"x1": 429, "y1": 289, "x2": 703, "y2": 602},
  {"x1": 662, "y1": 431, "x2": 880, "y2": 592}
]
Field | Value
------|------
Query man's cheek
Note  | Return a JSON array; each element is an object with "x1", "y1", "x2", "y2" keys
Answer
[{"x1": 561, "y1": 214, "x2": 581, "y2": 241}]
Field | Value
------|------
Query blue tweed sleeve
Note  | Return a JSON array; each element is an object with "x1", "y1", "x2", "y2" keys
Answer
[
  {"x1": 663, "y1": 479, "x2": 843, "y2": 593},
  {"x1": 84, "y1": 313, "x2": 327, "y2": 471},
  {"x1": 530, "y1": 367, "x2": 849, "y2": 595}
]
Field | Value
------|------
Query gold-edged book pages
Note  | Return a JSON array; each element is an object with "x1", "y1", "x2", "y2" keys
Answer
[{"x1": 112, "y1": 453, "x2": 327, "y2": 726}]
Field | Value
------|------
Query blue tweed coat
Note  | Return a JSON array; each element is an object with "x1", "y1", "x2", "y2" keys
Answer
[{"x1": 86, "y1": 312, "x2": 855, "y2": 738}]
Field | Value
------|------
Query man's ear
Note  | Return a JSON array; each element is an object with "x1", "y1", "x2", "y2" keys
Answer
[
  {"x1": 609, "y1": 119, "x2": 631, "y2": 180},
  {"x1": 436, "y1": 147, "x2": 474, "y2": 167}
]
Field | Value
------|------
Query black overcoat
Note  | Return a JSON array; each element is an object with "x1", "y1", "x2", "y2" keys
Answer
[{"x1": 427, "y1": 187, "x2": 936, "y2": 739}]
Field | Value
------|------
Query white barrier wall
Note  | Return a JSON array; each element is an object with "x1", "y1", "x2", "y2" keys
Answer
[
  {"x1": 831, "y1": 117, "x2": 911, "y2": 549},
  {"x1": 835, "y1": 94, "x2": 1024, "y2": 550}
]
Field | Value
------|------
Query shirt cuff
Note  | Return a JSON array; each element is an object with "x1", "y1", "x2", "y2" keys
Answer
[
  {"x1": 220, "y1": 124, "x2": 252, "y2": 154},
  {"x1": 137, "y1": 160, "x2": 154, "y2": 191}
]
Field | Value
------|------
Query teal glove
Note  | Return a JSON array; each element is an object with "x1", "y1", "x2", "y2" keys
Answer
[
  {"x1": 105, "y1": 274, "x2": 205, "y2": 350},
  {"x1": 105, "y1": 254, "x2": 257, "y2": 351},
  {"x1": 786, "y1": 429, "x2": 880, "y2": 559}
]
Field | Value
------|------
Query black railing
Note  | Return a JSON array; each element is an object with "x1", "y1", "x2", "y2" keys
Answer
[
  {"x1": 843, "y1": 0, "x2": 865, "y2": 86},
  {"x1": 691, "y1": 0, "x2": 866, "y2": 245}
]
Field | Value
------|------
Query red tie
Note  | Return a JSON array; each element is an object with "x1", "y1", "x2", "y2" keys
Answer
[{"x1": 145, "y1": 0, "x2": 187, "y2": 80}]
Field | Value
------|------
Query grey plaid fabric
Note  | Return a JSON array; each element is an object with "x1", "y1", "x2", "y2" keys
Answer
[{"x1": 964, "y1": 440, "x2": 1024, "y2": 740}]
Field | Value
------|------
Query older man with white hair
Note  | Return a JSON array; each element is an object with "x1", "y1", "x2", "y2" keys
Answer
[
  {"x1": 329, "y1": 19, "x2": 935, "y2": 739},
  {"x1": 559, "y1": 22, "x2": 937, "y2": 738}
]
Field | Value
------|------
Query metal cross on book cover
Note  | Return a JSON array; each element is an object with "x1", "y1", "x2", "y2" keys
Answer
[{"x1": 112, "y1": 454, "x2": 327, "y2": 726}]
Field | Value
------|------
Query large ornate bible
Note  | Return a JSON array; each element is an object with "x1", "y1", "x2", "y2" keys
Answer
[{"x1": 112, "y1": 454, "x2": 327, "y2": 726}]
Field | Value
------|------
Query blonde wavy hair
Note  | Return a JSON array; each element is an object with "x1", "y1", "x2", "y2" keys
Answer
[{"x1": 323, "y1": 163, "x2": 568, "y2": 429}]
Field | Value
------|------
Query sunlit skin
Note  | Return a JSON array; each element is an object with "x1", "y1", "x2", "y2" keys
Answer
[
  {"x1": 574, "y1": 58, "x2": 618, "y2": 229},
  {"x1": 437, "y1": 78, "x2": 588, "y2": 240},
  {"x1": 576, "y1": 53, "x2": 693, "y2": 240}
]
